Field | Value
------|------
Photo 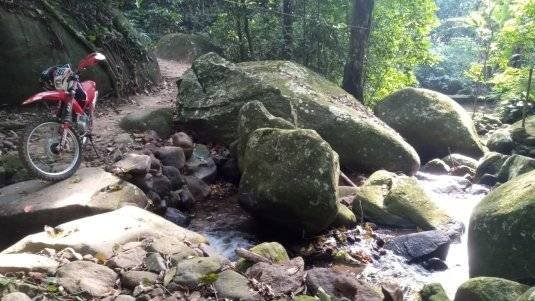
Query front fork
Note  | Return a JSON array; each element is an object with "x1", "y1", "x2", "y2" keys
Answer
[{"x1": 58, "y1": 97, "x2": 75, "y2": 151}]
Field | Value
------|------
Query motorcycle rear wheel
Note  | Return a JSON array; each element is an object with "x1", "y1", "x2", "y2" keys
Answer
[{"x1": 19, "y1": 118, "x2": 83, "y2": 182}]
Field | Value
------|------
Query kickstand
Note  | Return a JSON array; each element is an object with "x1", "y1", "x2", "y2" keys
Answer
[{"x1": 87, "y1": 134, "x2": 100, "y2": 158}]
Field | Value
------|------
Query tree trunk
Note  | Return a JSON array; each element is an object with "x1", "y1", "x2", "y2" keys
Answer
[
  {"x1": 282, "y1": 0, "x2": 294, "y2": 59},
  {"x1": 235, "y1": 4, "x2": 246, "y2": 61},
  {"x1": 342, "y1": 0, "x2": 374, "y2": 103},
  {"x1": 523, "y1": 67, "x2": 533, "y2": 128}
]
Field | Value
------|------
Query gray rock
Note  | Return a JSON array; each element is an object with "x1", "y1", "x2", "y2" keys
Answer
[
  {"x1": 171, "y1": 132, "x2": 194, "y2": 158},
  {"x1": 151, "y1": 174, "x2": 172, "y2": 196},
  {"x1": 148, "y1": 236, "x2": 197, "y2": 259},
  {"x1": 1, "y1": 292, "x2": 32, "y2": 301},
  {"x1": 184, "y1": 176, "x2": 210, "y2": 201},
  {"x1": 487, "y1": 128, "x2": 514, "y2": 155},
  {"x1": 475, "y1": 152, "x2": 509, "y2": 182},
  {"x1": 422, "y1": 159, "x2": 451, "y2": 174},
  {"x1": 144, "y1": 253, "x2": 167, "y2": 273},
  {"x1": 306, "y1": 267, "x2": 382, "y2": 301},
  {"x1": 385, "y1": 230, "x2": 451, "y2": 263},
  {"x1": 162, "y1": 166, "x2": 185, "y2": 190},
  {"x1": 119, "y1": 108, "x2": 174, "y2": 138},
  {"x1": 442, "y1": 153, "x2": 478, "y2": 170},
  {"x1": 57, "y1": 261, "x2": 118, "y2": 297},
  {"x1": 171, "y1": 257, "x2": 222, "y2": 289},
  {"x1": 156, "y1": 147, "x2": 186, "y2": 170},
  {"x1": 245, "y1": 257, "x2": 306, "y2": 298},
  {"x1": 121, "y1": 270, "x2": 159, "y2": 289},
  {"x1": 0, "y1": 253, "x2": 59, "y2": 275},
  {"x1": 214, "y1": 270, "x2": 258, "y2": 300},
  {"x1": 108, "y1": 247, "x2": 147, "y2": 270},
  {"x1": 114, "y1": 133, "x2": 134, "y2": 145},
  {"x1": 114, "y1": 295, "x2": 136, "y2": 301},
  {"x1": 110, "y1": 153, "x2": 152, "y2": 176},
  {"x1": 164, "y1": 207, "x2": 191, "y2": 227},
  {"x1": 0, "y1": 168, "x2": 149, "y2": 249},
  {"x1": 185, "y1": 156, "x2": 217, "y2": 184}
]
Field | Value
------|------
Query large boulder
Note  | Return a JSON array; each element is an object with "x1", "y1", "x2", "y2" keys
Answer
[
  {"x1": 374, "y1": 88, "x2": 485, "y2": 162},
  {"x1": 496, "y1": 154, "x2": 535, "y2": 183},
  {"x1": 154, "y1": 33, "x2": 221, "y2": 63},
  {"x1": 177, "y1": 53, "x2": 420, "y2": 175},
  {"x1": 0, "y1": 1, "x2": 160, "y2": 106},
  {"x1": 119, "y1": 108, "x2": 174, "y2": 138},
  {"x1": 0, "y1": 168, "x2": 148, "y2": 249},
  {"x1": 239, "y1": 128, "x2": 339, "y2": 235},
  {"x1": 353, "y1": 170, "x2": 456, "y2": 231},
  {"x1": 468, "y1": 170, "x2": 535, "y2": 283},
  {"x1": 2, "y1": 206, "x2": 206, "y2": 258},
  {"x1": 453, "y1": 277, "x2": 529, "y2": 301}
]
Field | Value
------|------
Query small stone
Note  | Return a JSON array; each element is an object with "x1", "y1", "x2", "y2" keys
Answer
[
  {"x1": 155, "y1": 146, "x2": 186, "y2": 170},
  {"x1": 115, "y1": 133, "x2": 134, "y2": 145},
  {"x1": 110, "y1": 153, "x2": 151, "y2": 176},
  {"x1": 144, "y1": 253, "x2": 167, "y2": 273},
  {"x1": 214, "y1": 270, "x2": 257, "y2": 300},
  {"x1": 115, "y1": 295, "x2": 136, "y2": 301},
  {"x1": 57, "y1": 261, "x2": 118, "y2": 297},
  {"x1": 162, "y1": 166, "x2": 185, "y2": 190},
  {"x1": 422, "y1": 159, "x2": 450, "y2": 174},
  {"x1": 164, "y1": 207, "x2": 191, "y2": 227},
  {"x1": 151, "y1": 174, "x2": 172, "y2": 196},
  {"x1": 121, "y1": 270, "x2": 159, "y2": 289},
  {"x1": 171, "y1": 132, "x2": 194, "y2": 158},
  {"x1": 184, "y1": 176, "x2": 210, "y2": 202},
  {"x1": 171, "y1": 257, "x2": 222, "y2": 289},
  {"x1": 148, "y1": 237, "x2": 197, "y2": 259}
]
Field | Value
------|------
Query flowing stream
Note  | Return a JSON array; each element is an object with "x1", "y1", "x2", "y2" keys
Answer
[{"x1": 193, "y1": 172, "x2": 489, "y2": 299}]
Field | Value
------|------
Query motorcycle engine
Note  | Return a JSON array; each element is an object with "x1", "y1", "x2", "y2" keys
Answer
[{"x1": 76, "y1": 113, "x2": 90, "y2": 134}]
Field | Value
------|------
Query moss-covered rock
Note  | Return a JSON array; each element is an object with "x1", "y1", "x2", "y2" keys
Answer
[
  {"x1": 353, "y1": 170, "x2": 455, "y2": 230},
  {"x1": 420, "y1": 283, "x2": 450, "y2": 301},
  {"x1": 239, "y1": 128, "x2": 339, "y2": 235},
  {"x1": 487, "y1": 128, "x2": 514, "y2": 155},
  {"x1": 236, "y1": 242, "x2": 290, "y2": 272},
  {"x1": 154, "y1": 33, "x2": 221, "y2": 62},
  {"x1": 119, "y1": 108, "x2": 174, "y2": 138},
  {"x1": 510, "y1": 115, "x2": 535, "y2": 158},
  {"x1": 496, "y1": 155, "x2": 535, "y2": 182},
  {"x1": 374, "y1": 88, "x2": 486, "y2": 162},
  {"x1": 0, "y1": 152, "x2": 31, "y2": 188},
  {"x1": 0, "y1": 1, "x2": 160, "y2": 106},
  {"x1": 177, "y1": 53, "x2": 420, "y2": 175},
  {"x1": 517, "y1": 287, "x2": 535, "y2": 301},
  {"x1": 237, "y1": 101, "x2": 295, "y2": 170},
  {"x1": 453, "y1": 277, "x2": 529, "y2": 301},
  {"x1": 442, "y1": 153, "x2": 478, "y2": 170},
  {"x1": 331, "y1": 203, "x2": 358, "y2": 228},
  {"x1": 468, "y1": 170, "x2": 535, "y2": 283},
  {"x1": 170, "y1": 257, "x2": 222, "y2": 289},
  {"x1": 475, "y1": 152, "x2": 509, "y2": 181}
]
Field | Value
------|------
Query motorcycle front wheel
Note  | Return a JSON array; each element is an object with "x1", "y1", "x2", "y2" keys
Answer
[{"x1": 19, "y1": 118, "x2": 82, "y2": 182}]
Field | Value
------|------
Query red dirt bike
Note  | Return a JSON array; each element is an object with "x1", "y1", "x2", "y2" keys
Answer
[{"x1": 19, "y1": 52, "x2": 106, "y2": 181}]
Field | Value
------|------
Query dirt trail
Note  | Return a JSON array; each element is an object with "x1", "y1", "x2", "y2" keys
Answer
[{"x1": 91, "y1": 58, "x2": 189, "y2": 146}]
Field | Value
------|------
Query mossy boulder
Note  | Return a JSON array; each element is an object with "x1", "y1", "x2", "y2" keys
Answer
[
  {"x1": 475, "y1": 152, "x2": 509, "y2": 181},
  {"x1": 353, "y1": 170, "x2": 455, "y2": 230},
  {"x1": 0, "y1": 1, "x2": 160, "y2": 106},
  {"x1": 468, "y1": 170, "x2": 535, "y2": 283},
  {"x1": 496, "y1": 155, "x2": 535, "y2": 182},
  {"x1": 236, "y1": 242, "x2": 290, "y2": 272},
  {"x1": 517, "y1": 288, "x2": 535, "y2": 301},
  {"x1": 154, "y1": 33, "x2": 221, "y2": 63},
  {"x1": 453, "y1": 277, "x2": 529, "y2": 301},
  {"x1": 177, "y1": 53, "x2": 420, "y2": 175},
  {"x1": 0, "y1": 152, "x2": 31, "y2": 188},
  {"x1": 510, "y1": 115, "x2": 535, "y2": 158},
  {"x1": 331, "y1": 203, "x2": 358, "y2": 228},
  {"x1": 119, "y1": 108, "x2": 174, "y2": 138},
  {"x1": 237, "y1": 101, "x2": 295, "y2": 170},
  {"x1": 420, "y1": 283, "x2": 451, "y2": 301},
  {"x1": 374, "y1": 88, "x2": 486, "y2": 162},
  {"x1": 239, "y1": 128, "x2": 339, "y2": 235},
  {"x1": 487, "y1": 128, "x2": 514, "y2": 155},
  {"x1": 170, "y1": 257, "x2": 222, "y2": 289}
]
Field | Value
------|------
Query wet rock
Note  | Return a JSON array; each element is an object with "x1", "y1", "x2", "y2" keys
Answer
[
  {"x1": 155, "y1": 147, "x2": 186, "y2": 170},
  {"x1": 420, "y1": 283, "x2": 450, "y2": 301},
  {"x1": 246, "y1": 257, "x2": 306, "y2": 297},
  {"x1": 442, "y1": 153, "x2": 478, "y2": 170},
  {"x1": 475, "y1": 152, "x2": 509, "y2": 182},
  {"x1": 177, "y1": 53, "x2": 420, "y2": 175},
  {"x1": 353, "y1": 170, "x2": 456, "y2": 231},
  {"x1": 120, "y1": 108, "x2": 174, "y2": 138},
  {"x1": 185, "y1": 155, "x2": 217, "y2": 184},
  {"x1": 239, "y1": 128, "x2": 339, "y2": 235},
  {"x1": 220, "y1": 158, "x2": 241, "y2": 183},
  {"x1": 422, "y1": 159, "x2": 451, "y2": 174},
  {"x1": 450, "y1": 165, "x2": 475, "y2": 177},
  {"x1": 0, "y1": 254, "x2": 58, "y2": 274},
  {"x1": 169, "y1": 188, "x2": 195, "y2": 211},
  {"x1": 496, "y1": 154, "x2": 535, "y2": 182},
  {"x1": 164, "y1": 207, "x2": 191, "y2": 227},
  {"x1": 214, "y1": 270, "x2": 258, "y2": 300},
  {"x1": 3, "y1": 206, "x2": 206, "y2": 258},
  {"x1": 454, "y1": 277, "x2": 529, "y2": 301},
  {"x1": 171, "y1": 257, "x2": 222, "y2": 289},
  {"x1": 477, "y1": 174, "x2": 498, "y2": 186},
  {"x1": 1, "y1": 292, "x2": 32, "y2": 301},
  {"x1": 148, "y1": 154, "x2": 163, "y2": 173},
  {"x1": 469, "y1": 170, "x2": 535, "y2": 282},
  {"x1": 144, "y1": 253, "x2": 167, "y2": 273},
  {"x1": 184, "y1": 176, "x2": 210, "y2": 201},
  {"x1": 121, "y1": 270, "x2": 159, "y2": 289},
  {"x1": 108, "y1": 247, "x2": 147, "y2": 270},
  {"x1": 422, "y1": 257, "x2": 448, "y2": 271},
  {"x1": 162, "y1": 166, "x2": 185, "y2": 190},
  {"x1": 110, "y1": 153, "x2": 152, "y2": 176},
  {"x1": 305, "y1": 267, "x2": 382, "y2": 300},
  {"x1": 171, "y1": 132, "x2": 194, "y2": 158},
  {"x1": 0, "y1": 168, "x2": 148, "y2": 249},
  {"x1": 375, "y1": 88, "x2": 485, "y2": 162},
  {"x1": 57, "y1": 261, "x2": 118, "y2": 297},
  {"x1": 385, "y1": 230, "x2": 451, "y2": 263},
  {"x1": 236, "y1": 242, "x2": 289, "y2": 272}
]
